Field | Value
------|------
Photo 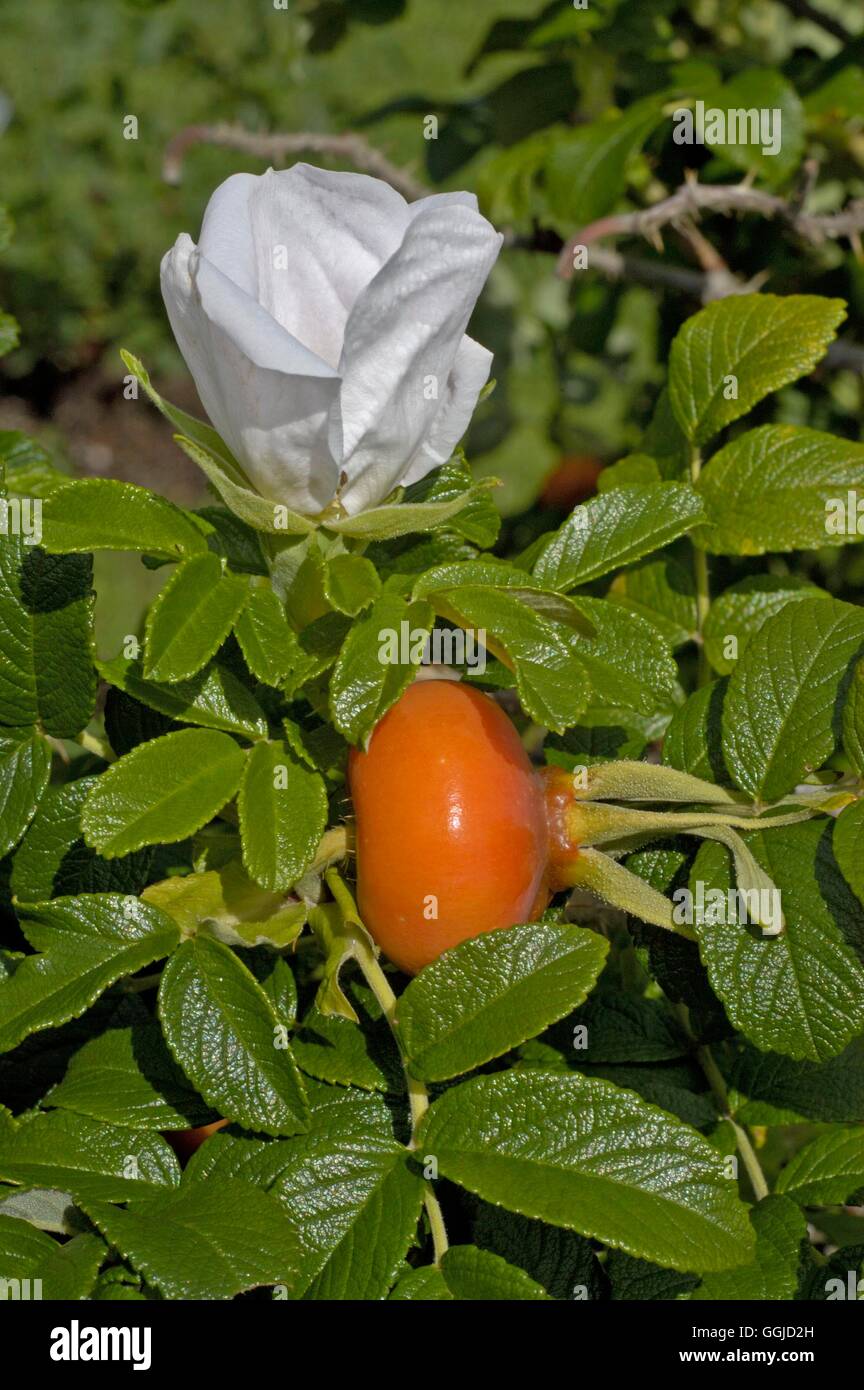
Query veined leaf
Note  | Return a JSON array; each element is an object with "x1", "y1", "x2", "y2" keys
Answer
[
  {"x1": 144, "y1": 553, "x2": 248, "y2": 682},
  {"x1": 0, "y1": 1109, "x2": 180, "y2": 1203},
  {"x1": 668, "y1": 294, "x2": 846, "y2": 445},
  {"x1": 692, "y1": 1195, "x2": 806, "y2": 1301},
  {"x1": 39, "y1": 478, "x2": 208, "y2": 559},
  {"x1": 98, "y1": 655, "x2": 267, "y2": 739},
  {"x1": 82, "y1": 728, "x2": 246, "y2": 858},
  {"x1": 238, "y1": 741, "x2": 327, "y2": 892},
  {"x1": 775, "y1": 1128, "x2": 864, "y2": 1207},
  {"x1": 419, "y1": 1070, "x2": 754, "y2": 1272}
]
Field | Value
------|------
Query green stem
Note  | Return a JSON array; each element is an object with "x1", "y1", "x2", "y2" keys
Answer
[
  {"x1": 676, "y1": 1005, "x2": 770, "y2": 1202},
  {"x1": 352, "y1": 939, "x2": 449, "y2": 1265},
  {"x1": 689, "y1": 446, "x2": 711, "y2": 687}
]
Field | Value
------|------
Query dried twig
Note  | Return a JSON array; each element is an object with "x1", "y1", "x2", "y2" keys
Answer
[
  {"x1": 163, "y1": 123, "x2": 429, "y2": 202},
  {"x1": 558, "y1": 171, "x2": 864, "y2": 278}
]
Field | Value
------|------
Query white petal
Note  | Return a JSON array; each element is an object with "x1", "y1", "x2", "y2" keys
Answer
[
  {"x1": 249, "y1": 163, "x2": 410, "y2": 368},
  {"x1": 400, "y1": 334, "x2": 493, "y2": 486},
  {"x1": 161, "y1": 235, "x2": 341, "y2": 514},
  {"x1": 334, "y1": 202, "x2": 502, "y2": 514},
  {"x1": 198, "y1": 172, "x2": 259, "y2": 298}
]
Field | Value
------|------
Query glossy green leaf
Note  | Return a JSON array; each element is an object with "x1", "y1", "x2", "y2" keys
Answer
[
  {"x1": 0, "y1": 1109, "x2": 180, "y2": 1203},
  {"x1": 329, "y1": 592, "x2": 433, "y2": 746},
  {"x1": 98, "y1": 655, "x2": 268, "y2": 739},
  {"x1": 440, "y1": 1245, "x2": 552, "y2": 1300},
  {"x1": 82, "y1": 728, "x2": 246, "y2": 858},
  {"x1": 703, "y1": 575, "x2": 830, "y2": 675},
  {"x1": 691, "y1": 821, "x2": 864, "y2": 1061},
  {"x1": 842, "y1": 659, "x2": 864, "y2": 777},
  {"x1": 81, "y1": 1178, "x2": 300, "y2": 1300},
  {"x1": 531, "y1": 484, "x2": 704, "y2": 591},
  {"x1": 399, "y1": 922, "x2": 609, "y2": 1082},
  {"x1": 668, "y1": 294, "x2": 845, "y2": 445},
  {"x1": 692, "y1": 1196, "x2": 805, "y2": 1301},
  {"x1": 722, "y1": 596, "x2": 864, "y2": 800},
  {"x1": 834, "y1": 800, "x2": 864, "y2": 905},
  {"x1": 0, "y1": 730, "x2": 50, "y2": 859},
  {"x1": 39, "y1": 478, "x2": 208, "y2": 558},
  {"x1": 697, "y1": 426, "x2": 864, "y2": 555},
  {"x1": 144, "y1": 552, "x2": 248, "y2": 682},
  {"x1": 776, "y1": 1128, "x2": 864, "y2": 1206},
  {"x1": 0, "y1": 537, "x2": 95, "y2": 735},
  {"x1": 234, "y1": 586, "x2": 303, "y2": 686},
  {"x1": 158, "y1": 934, "x2": 309, "y2": 1137},
  {"x1": 238, "y1": 741, "x2": 327, "y2": 892},
  {"x1": 268, "y1": 1089, "x2": 424, "y2": 1300},
  {"x1": 419, "y1": 1070, "x2": 754, "y2": 1272},
  {"x1": 0, "y1": 893, "x2": 180, "y2": 1054}
]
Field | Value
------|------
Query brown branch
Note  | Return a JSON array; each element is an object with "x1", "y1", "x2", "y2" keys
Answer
[
  {"x1": 577, "y1": 245, "x2": 864, "y2": 370},
  {"x1": 163, "y1": 124, "x2": 430, "y2": 202},
  {"x1": 557, "y1": 172, "x2": 864, "y2": 278}
]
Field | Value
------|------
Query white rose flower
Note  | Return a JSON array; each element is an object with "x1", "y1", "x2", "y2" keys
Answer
[{"x1": 160, "y1": 163, "x2": 502, "y2": 516}]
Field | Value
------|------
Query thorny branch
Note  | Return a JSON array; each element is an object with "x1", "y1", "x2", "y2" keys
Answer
[
  {"x1": 162, "y1": 123, "x2": 429, "y2": 202},
  {"x1": 557, "y1": 169, "x2": 864, "y2": 277}
]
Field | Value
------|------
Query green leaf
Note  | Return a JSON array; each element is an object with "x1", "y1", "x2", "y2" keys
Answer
[
  {"x1": 234, "y1": 586, "x2": 304, "y2": 686},
  {"x1": 158, "y1": 934, "x2": 309, "y2": 1137},
  {"x1": 842, "y1": 659, "x2": 864, "y2": 777},
  {"x1": 238, "y1": 741, "x2": 327, "y2": 892},
  {"x1": 0, "y1": 1109, "x2": 180, "y2": 1202},
  {"x1": 0, "y1": 731, "x2": 50, "y2": 859},
  {"x1": 692, "y1": 1195, "x2": 805, "y2": 1301},
  {"x1": 0, "y1": 894, "x2": 180, "y2": 1054},
  {"x1": 440, "y1": 1246, "x2": 552, "y2": 1300},
  {"x1": 608, "y1": 549, "x2": 697, "y2": 649},
  {"x1": 329, "y1": 592, "x2": 433, "y2": 745},
  {"x1": 175, "y1": 433, "x2": 316, "y2": 536},
  {"x1": 428, "y1": 586, "x2": 591, "y2": 733},
  {"x1": 563, "y1": 993, "x2": 689, "y2": 1064},
  {"x1": 544, "y1": 96, "x2": 667, "y2": 229},
  {"x1": 472, "y1": 1200, "x2": 603, "y2": 1300},
  {"x1": 11, "y1": 777, "x2": 153, "y2": 903},
  {"x1": 710, "y1": 70, "x2": 804, "y2": 183},
  {"x1": 326, "y1": 481, "x2": 497, "y2": 540},
  {"x1": 566, "y1": 597, "x2": 681, "y2": 732},
  {"x1": 389, "y1": 1265, "x2": 452, "y2": 1300},
  {"x1": 722, "y1": 596, "x2": 864, "y2": 800},
  {"x1": 398, "y1": 922, "x2": 608, "y2": 1082},
  {"x1": 268, "y1": 1089, "x2": 424, "y2": 1299},
  {"x1": 691, "y1": 820, "x2": 864, "y2": 1062},
  {"x1": 0, "y1": 1216, "x2": 105, "y2": 1299},
  {"x1": 142, "y1": 861, "x2": 306, "y2": 950},
  {"x1": 776, "y1": 1128, "x2": 864, "y2": 1207},
  {"x1": 39, "y1": 478, "x2": 208, "y2": 558},
  {"x1": 606, "y1": 1249, "x2": 698, "y2": 1301},
  {"x1": 696, "y1": 426, "x2": 864, "y2": 555},
  {"x1": 46, "y1": 1010, "x2": 214, "y2": 1130},
  {"x1": 662, "y1": 680, "x2": 730, "y2": 784},
  {"x1": 82, "y1": 728, "x2": 246, "y2": 858},
  {"x1": 419, "y1": 1070, "x2": 754, "y2": 1272},
  {"x1": 196, "y1": 505, "x2": 266, "y2": 574},
  {"x1": 98, "y1": 655, "x2": 268, "y2": 739},
  {"x1": 0, "y1": 430, "x2": 69, "y2": 497},
  {"x1": 531, "y1": 485, "x2": 704, "y2": 591},
  {"x1": 143, "y1": 553, "x2": 248, "y2": 682},
  {"x1": 293, "y1": 982, "x2": 403, "y2": 1093},
  {"x1": 732, "y1": 1038, "x2": 864, "y2": 1126},
  {"x1": 668, "y1": 295, "x2": 846, "y2": 446},
  {"x1": 0, "y1": 538, "x2": 96, "y2": 736},
  {"x1": 324, "y1": 553, "x2": 381, "y2": 616},
  {"x1": 835, "y1": 800, "x2": 864, "y2": 905},
  {"x1": 703, "y1": 576, "x2": 830, "y2": 675},
  {"x1": 80, "y1": 1178, "x2": 300, "y2": 1300}
]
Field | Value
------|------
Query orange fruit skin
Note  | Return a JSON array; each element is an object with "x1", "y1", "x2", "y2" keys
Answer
[
  {"x1": 163, "y1": 1119, "x2": 228, "y2": 1164},
  {"x1": 348, "y1": 681, "x2": 550, "y2": 974}
]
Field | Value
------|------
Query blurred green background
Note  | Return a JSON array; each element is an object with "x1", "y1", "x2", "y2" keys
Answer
[{"x1": 1, "y1": 0, "x2": 863, "y2": 650}]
